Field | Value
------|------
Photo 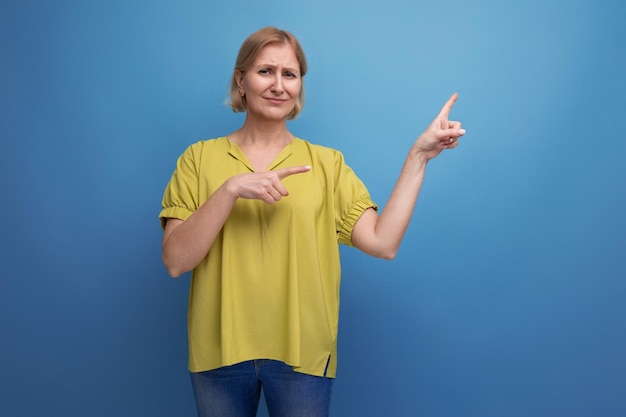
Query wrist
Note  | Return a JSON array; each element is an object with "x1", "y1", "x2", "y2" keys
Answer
[
  {"x1": 408, "y1": 148, "x2": 430, "y2": 167},
  {"x1": 400, "y1": 149, "x2": 428, "y2": 177},
  {"x1": 222, "y1": 177, "x2": 242, "y2": 201}
]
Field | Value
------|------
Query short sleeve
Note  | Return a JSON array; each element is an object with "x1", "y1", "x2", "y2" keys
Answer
[
  {"x1": 159, "y1": 143, "x2": 202, "y2": 229},
  {"x1": 333, "y1": 152, "x2": 378, "y2": 246}
]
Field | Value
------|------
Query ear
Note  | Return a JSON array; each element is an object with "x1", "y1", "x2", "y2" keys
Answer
[{"x1": 235, "y1": 70, "x2": 245, "y2": 95}]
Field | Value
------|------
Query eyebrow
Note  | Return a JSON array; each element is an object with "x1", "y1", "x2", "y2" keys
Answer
[{"x1": 253, "y1": 63, "x2": 300, "y2": 74}]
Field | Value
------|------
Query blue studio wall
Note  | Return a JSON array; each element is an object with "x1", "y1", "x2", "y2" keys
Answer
[{"x1": 2, "y1": 1, "x2": 625, "y2": 416}]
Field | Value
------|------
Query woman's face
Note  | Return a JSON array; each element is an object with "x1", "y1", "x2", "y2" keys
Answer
[{"x1": 237, "y1": 42, "x2": 302, "y2": 122}]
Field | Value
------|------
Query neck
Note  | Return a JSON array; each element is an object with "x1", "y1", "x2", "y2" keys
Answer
[{"x1": 231, "y1": 115, "x2": 292, "y2": 148}]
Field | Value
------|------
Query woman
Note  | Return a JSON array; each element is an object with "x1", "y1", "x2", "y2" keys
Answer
[{"x1": 160, "y1": 27, "x2": 465, "y2": 417}]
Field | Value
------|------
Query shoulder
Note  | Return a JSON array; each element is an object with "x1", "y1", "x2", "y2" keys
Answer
[
  {"x1": 177, "y1": 137, "x2": 228, "y2": 161},
  {"x1": 293, "y1": 137, "x2": 345, "y2": 162},
  {"x1": 184, "y1": 137, "x2": 227, "y2": 153}
]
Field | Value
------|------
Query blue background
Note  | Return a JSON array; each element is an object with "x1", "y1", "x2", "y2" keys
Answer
[{"x1": 2, "y1": 0, "x2": 625, "y2": 416}]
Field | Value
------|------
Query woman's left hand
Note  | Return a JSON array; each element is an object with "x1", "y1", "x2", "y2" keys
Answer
[
  {"x1": 352, "y1": 93, "x2": 467, "y2": 259},
  {"x1": 412, "y1": 92, "x2": 465, "y2": 162}
]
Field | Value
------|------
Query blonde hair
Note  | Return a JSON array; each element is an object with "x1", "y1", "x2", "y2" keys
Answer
[{"x1": 228, "y1": 27, "x2": 308, "y2": 120}]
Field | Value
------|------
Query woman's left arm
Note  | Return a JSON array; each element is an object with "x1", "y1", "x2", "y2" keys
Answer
[{"x1": 351, "y1": 93, "x2": 466, "y2": 259}]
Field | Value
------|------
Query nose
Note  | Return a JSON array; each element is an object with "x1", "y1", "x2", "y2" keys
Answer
[{"x1": 270, "y1": 73, "x2": 284, "y2": 93}]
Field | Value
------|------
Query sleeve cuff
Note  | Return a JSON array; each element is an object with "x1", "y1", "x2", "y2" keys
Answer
[
  {"x1": 159, "y1": 206, "x2": 194, "y2": 229},
  {"x1": 337, "y1": 198, "x2": 378, "y2": 246}
]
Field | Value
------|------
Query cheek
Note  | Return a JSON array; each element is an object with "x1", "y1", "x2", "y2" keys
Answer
[
  {"x1": 289, "y1": 81, "x2": 303, "y2": 96},
  {"x1": 244, "y1": 76, "x2": 265, "y2": 92}
]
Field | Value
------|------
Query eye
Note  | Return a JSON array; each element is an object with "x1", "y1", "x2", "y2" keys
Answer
[
  {"x1": 284, "y1": 71, "x2": 297, "y2": 79},
  {"x1": 258, "y1": 68, "x2": 271, "y2": 75}
]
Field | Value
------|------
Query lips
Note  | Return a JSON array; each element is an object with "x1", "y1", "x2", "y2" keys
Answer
[{"x1": 264, "y1": 97, "x2": 287, "y2": 105}]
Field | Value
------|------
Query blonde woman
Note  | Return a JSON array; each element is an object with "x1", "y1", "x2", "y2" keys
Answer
[{"x1": 160, "y1": 26, "x2": 465, "y2": 417}]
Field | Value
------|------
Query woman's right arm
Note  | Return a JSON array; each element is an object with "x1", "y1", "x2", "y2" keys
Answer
[
  {"x1": 162, "y1": 181, "x2": 238, "y2": 278},
  {"x1": 162, "y1": 165, "x2": 311, "y2": 278}
]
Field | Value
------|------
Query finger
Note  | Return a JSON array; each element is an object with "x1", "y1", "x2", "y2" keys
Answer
[
  {"x1": 444, "y1": 140, "x2": 460, "y2": 150},
  {"x1": 266, "y1": 187, "x2": 284, "y2": 202},
  {"x1": 439, "y1": 136, "x2": 458, "y2": 148},
  {"x1": 272, "y1": 181, "x2": 289, "y2": 197},
  {"x1": 274, "y1": 165, "x2": 311, "y2": 180},
  {"x1": 260, "y1": 191, "x2": 279, "y2": 205},
  {"x1": 447, "y1": 120, "x2": 462, "y2": 130},
  {"x1": 437, "y1": 92, "x2": 459, "y2": 120},
  {"x1": 436, "y1": 128, "x2": 466, "y2": 140},
  {"x1": 438, "y1": 94, "x2": 458, "y2": 130}
]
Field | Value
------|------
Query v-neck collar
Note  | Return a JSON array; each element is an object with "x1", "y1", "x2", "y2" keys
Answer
[{"x1": 226, "y1": 137, "x2": 294, "y2": 172}]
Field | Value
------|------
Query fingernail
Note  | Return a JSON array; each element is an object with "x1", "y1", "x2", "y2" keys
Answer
[{"x1": 459, "y1": 129, "x2": 466, "y2": 135}]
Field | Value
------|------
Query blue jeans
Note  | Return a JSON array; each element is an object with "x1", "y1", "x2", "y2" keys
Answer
[{"x1": 190, "y1": 360, "x2": 334, "y2": 417}]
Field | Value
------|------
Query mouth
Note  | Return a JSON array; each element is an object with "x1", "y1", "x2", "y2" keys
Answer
[{"x1": 264, "y1": 97, "x2": 287, "y2": 105}]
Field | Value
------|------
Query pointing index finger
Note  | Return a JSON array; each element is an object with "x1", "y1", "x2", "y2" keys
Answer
[
  {"x1": 275, "y1": 165, "x2": 311, "y2": 180},
  {"x1": 438, "y1": 92, "x2": 459, "y2": 119}
]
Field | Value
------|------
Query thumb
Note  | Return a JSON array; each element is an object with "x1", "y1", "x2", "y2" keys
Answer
[{"x1": 437, "y1": 128, "x2": 466, "y2": 140}]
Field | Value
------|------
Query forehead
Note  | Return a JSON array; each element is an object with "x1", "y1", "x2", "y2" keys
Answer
[{"x1": 253, "y1": 43, "x2": 299, "y2": 69}]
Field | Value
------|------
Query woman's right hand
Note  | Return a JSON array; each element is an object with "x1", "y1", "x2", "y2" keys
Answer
[
  {"x1": 162, "y1": 164, "x2": 311, "y2": 277},
  {"x1": 226, "y1": 165, "x2": 311, "y2": 204}
]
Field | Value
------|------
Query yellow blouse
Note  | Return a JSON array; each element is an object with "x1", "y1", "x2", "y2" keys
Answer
[{"x1": 159, "y1": 137, "x2": 377, "y2": 377}]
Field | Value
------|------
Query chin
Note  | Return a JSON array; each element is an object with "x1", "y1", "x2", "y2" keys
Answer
[{"x1": 256, "y1": 109, "x2": 293, "y2": 121}]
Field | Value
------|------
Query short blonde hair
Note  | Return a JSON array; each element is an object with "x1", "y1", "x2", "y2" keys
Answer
[{"x1": 228, "y1": 27, "x2": 308, "y2": 120}]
